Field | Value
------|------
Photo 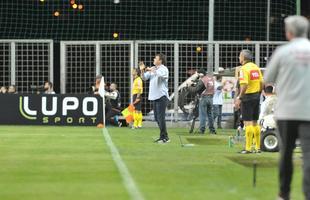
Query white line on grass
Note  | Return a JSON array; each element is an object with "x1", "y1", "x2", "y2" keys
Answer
[{"x1": 101, "y1": 128, "x2": 145, "y2": 200}]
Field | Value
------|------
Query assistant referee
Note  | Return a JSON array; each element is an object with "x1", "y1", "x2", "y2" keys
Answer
[{"x1": 235, "y1": 50, "x2": 264, "y2": 154}]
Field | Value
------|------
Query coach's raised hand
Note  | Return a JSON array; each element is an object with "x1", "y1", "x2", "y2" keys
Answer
[{"x1": 139, "y1": 61, "x2": 146, "y2": 71}]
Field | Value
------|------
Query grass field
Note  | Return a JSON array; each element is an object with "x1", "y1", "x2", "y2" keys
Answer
[{"x1": 0, "y1": 126, "x2": 303, "y2": 200}]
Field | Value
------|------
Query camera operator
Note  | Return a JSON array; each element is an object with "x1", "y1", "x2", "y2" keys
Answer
[{"x1": 187, "y1": 68, "x2": 216, "y2": 134}]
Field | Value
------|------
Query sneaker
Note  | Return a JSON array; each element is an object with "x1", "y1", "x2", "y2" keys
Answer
[
  {"x1": 255, "y1": 149, "x2": 262, "y2": 154},
  {"x1": 210, "y1": 131, "x2": 217, "y2": 135},
  {"x1": 118, "y1": 122, "x2": 122, "y2": 127},
  {"x1": 138, "y1": 126, "x2": 142, "y2": 129},
  {"x1": 239, "y1": 150, "x2": 252, "y2": 154},
  {"x1": 163, "y1": 138, "x2": 171, "y2": 143},
  {"x1": 154, "y1": 138, "x2": 165, "y2": 143}
]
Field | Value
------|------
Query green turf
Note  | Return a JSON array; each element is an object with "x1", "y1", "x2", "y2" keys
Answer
[{"x1": 0, "y1": 126, "x2": 303, "y2": 200}]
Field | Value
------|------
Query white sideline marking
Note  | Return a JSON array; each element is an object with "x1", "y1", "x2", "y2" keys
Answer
[{"x1": 102, "y1": 128, "x2": 144, "y2": 200}]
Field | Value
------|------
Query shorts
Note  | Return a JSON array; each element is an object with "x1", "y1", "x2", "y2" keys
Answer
[
  {"x1": 241, "y1": 96, "x2": 260, "y2": 121},
  {"x1": 133, "y1": 94, "x2": 142, "y2": 111}
]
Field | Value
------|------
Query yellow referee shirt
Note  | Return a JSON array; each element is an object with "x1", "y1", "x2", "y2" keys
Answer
[
  {"x1": 239, "y1": 62, "x2": 263, "y2": 94},
  {"x1": 132, "y1": 77, "x2": 143, "y2": 95}
]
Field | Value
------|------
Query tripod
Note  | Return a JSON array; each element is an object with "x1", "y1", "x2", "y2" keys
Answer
[{"x1": 189, "y1": 94, "x2": 200, "y2": 134}]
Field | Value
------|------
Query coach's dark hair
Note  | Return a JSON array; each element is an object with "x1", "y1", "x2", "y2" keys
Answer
[{"x1": 156, "y1": 53, "x2": 167, "y2": 65}]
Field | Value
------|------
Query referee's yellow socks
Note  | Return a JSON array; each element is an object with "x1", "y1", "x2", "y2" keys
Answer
[
  {"x1": 137, "y1": 112, "x2": 143, "y2": 127},
  {"x1": 253, "y1": 125, "x2": 261, "y2": 150},
  {"x1": 133, "y1": 112, "x2": 139, "y2": 128},
  {"x1": 245, "y1": 126, "x2": 254, "y2": 151}
]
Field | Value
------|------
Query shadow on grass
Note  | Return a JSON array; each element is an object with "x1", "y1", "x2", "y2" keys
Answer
[
  {"x1": 185, "y1": 137, "x2": 227, "y2": 145},
  {"x1": 226, "y1": 156, "x2": 279, "y2": 168}
]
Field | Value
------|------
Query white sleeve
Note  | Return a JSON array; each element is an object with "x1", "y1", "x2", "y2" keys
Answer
[{"x1": 104, "y1": 91, "x2": 118, "y2": 100}]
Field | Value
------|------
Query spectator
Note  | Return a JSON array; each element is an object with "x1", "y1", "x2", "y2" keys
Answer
[
  {"x1": 213, "y1": 75, "x2": 223, "y2": 129},
  {"x1": 264, "y1": 15, "x2": 310, "y2": 200},
  {"x1": 0, "y1": 86, "x2": 7, "y2": 94},
  {"x1": 187, "y1": 68, "x2": 216, "y2": 134},
  {"x1": 44, "y1": 81, "x2": 55, "y2": 94},
  {"x1": 105, "y1": 83, "x2": 121, "y2": 126},
  {"x1": 8, "y1": 85, "x2": 17, "y2": 94},
  {"x1": 258, "y1": 85, "x2": 277, "y2": 123}
]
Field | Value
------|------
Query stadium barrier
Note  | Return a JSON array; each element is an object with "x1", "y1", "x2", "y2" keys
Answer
[{"x1": 0, "y1": 94, "x2": 103, "y2": 126}]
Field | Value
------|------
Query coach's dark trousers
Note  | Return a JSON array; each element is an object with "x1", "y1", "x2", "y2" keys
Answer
[
  {"x1": 153, "y1": 96, "x2": 169, "y2": 139},
  {"x1": 277, "y1": 120, "x2": 310, "y2": 200}
]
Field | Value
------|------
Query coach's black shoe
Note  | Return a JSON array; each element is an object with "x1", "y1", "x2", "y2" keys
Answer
[{"x1": 239, "y1": 150, "x2": 252, "y2": 154}]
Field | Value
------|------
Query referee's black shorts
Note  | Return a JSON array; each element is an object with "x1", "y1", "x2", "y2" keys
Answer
[
  {"x1": 133, "y1": 94, "x2": 142, "y2": 111},
  {"x1": 241, "y1": 93, "x2": 260, "y2": 121}
]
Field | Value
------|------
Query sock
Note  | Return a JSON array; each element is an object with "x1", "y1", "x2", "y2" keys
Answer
[
  {"x1": 138, "y1": 112, "x2": 143, "y2": 127},
  {"x1": 245, "y1": 126, "x2": 254, "y2": 151},
  {"x1": 133, "y1": 112, "x2": 138, "y2": 127},
  {"x1": 253, "y1": 125, "x2": 261, "y2": 150}
]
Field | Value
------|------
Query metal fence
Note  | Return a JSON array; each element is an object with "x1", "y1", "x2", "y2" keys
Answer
[
  {"x1": 0, "y1": 40, "x2": 53, "y2": 93},
  {"x1": 60, "y1": 41, "x2": 134, "y2": 109},
  {"x1": 60, "y1": 40, "x2": 286, "y2": 121}
]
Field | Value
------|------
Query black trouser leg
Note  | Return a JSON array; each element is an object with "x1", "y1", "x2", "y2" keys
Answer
[
  {"x1": 153, "y1": 100, "x2": 159, "y2": 127},
  {"x1": 299, "y1": 122, "x2": 310, "y2": 200},
  {"x1": 155, "y1": 96, "x2": 168, "y2": 139},
  {"x1": 206, "y1": 97, "x2": 215, "y2": 132},
  {"x1": 277, "y1": 120, "x2": 299, "y2": 199},
  {"x1": 218, "y1": 105, "x2": 222, "y2": 127},
  {"x1": 105, "y1": 109, "x2": 119, "y2": 125}
]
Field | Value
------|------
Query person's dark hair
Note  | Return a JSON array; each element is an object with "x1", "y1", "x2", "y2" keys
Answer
[
  {"x1": 156, "y1": 53, "x2": 167, "y2": 65},
  {"x1": 264, "y1": 85, "x2": 274, "y2": 94},
  {"x1": 96, "y1": 74, "x2": 103, "y2": 80},
  {"x1": 45, "y1": 81, "x2": 53, "y2": 88},
  {"x1": 197, "y1": 68, "x2": 206, "y2": 75},
  {"x1": 134, "y1": 68, "x2": 141, "y2": 76}
]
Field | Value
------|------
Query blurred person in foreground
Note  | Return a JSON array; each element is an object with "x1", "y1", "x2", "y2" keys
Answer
[
  {"x1": 235, "y1": 50, "x2": 264, "y2": 154},
  {"x1": 131, "y1": 67, "x2": 143, "y2": 129},
  {"x1": 264, "y1": 15, "x2": 310, "y2": 200},
  {"x1": 140, "y1": 54, "x2": 170, "y2": 143}
]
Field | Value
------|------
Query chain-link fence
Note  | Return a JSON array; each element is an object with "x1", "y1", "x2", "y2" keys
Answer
[
  {"x1": 60, "y1": 40, "x2": 286, "y2": 121},
  {"x1": 0, "y1": 40, "x2": 53, "y2": 93}
]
